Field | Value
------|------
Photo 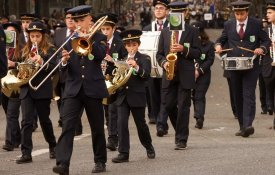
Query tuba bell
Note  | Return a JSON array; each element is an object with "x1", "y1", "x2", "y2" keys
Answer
[{"x1": 166, "y1": 31, "x2": 178, "y2": 80}]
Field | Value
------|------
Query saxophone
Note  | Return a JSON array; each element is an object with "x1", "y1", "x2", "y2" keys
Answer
[{"x1": 166, "y1": 31, "x2": 178, "y2": 80}]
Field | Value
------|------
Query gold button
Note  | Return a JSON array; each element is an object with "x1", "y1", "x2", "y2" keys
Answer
[
  {"x1": 240, "y1": 40, "x2": 243, "y2": 42},
  {"x1": 126, "y1": 86, "x2": 128, "y2": 89},
  {"x1": 82, "y1": 75, "x2": 85, "y2": 78},
  {"x1": 242, "y1": 54, "x2": 244, "y2": 56},
  {"x1": 82, "y1": 66, "x2": 85, "y2": 69}
]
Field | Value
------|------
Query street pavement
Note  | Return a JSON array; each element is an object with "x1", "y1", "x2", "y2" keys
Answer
[{"x1": 0, "y1": 29, "x2": 275, "y2": 175}]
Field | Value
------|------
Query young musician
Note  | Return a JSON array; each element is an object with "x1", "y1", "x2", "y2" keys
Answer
[
  {"x1": 16, "y1": 21, "x2": 57, "y2": 164},
  {"x1": 191, "y1": 21, "x2": 215, "y2": 129},
  {"x1": 99, "y1": 13, "x2": 128, "y2": 151},
  {"x1": 215, "y1": 0, "x2": 270, "y2": 137},
  {"x1": 264, "y1": 2, "x2": 275, "y2": 129},
  {"x1": 1, "y1": 22, "x2": 22, "y2": 151},
  {"x1": 53, "y1": 5, "x2": 108, "y2": 174}
]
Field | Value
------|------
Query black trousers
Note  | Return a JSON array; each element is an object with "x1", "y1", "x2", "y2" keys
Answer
[
  {"x1": 55, "y1": 88, "x2": 106, "y2": 167},
  {"x1": 163, "y1": 80, "x2": 191, "y2": 144},
  {"x1": 117, "y1": 99, "x2": 152, "y2": 154},
  {"x1": 108, "y1": 101, "x2": 118, "y2": 138},
  {"x1": 231, "y1": 68, "x2": 259, "y2": 129},
  {"x1": 2, "y1": 94, "x2": 21, "y2": 147},
  {"x1": 20, "y1": 94, "x2": 56, "y2": 156},
  {"x1": 259, "y1": 73, "x2": 268, "y2": 110},
  {"x1": 226, "y1": 77, "x2": 237, "y2": 117},
  {"x1": 264, "y1": 69, "x2": 275, "y2": 113},
  {"x1": 192, "y1": 71, "x2": 211, "y2": 120}
]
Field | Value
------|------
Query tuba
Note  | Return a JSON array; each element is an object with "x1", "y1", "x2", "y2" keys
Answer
[{"x1": 165, "y1": 31, "x2": 178, "y2": 80}]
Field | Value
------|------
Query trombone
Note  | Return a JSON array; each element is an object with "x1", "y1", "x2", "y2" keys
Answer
[{"x1": 29, "y1": 15, "x2": 108, "y2": 91}]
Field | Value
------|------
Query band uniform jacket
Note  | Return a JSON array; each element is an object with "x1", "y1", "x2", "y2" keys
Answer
[
  {"x1": 19, "y1": 46, "x2": 57, "y2": 99},
  {"x1": 61, "y1": 31, "x2": 109, "y2": 99},
  {"x1": 143, "y1": 20, "x2": 169, "y2": 31},
  {"x1": 216, "y1": 17, "x2": 270, "y2": 67},
  {"x1": 0, "y1": 25, "x2": 7, "y2": 78},
  {"x1": 53, "y1": 27, "x2": 69, "y2": 84},
  {"x1": 156, "y1": 24, "x2": 201, "y2": 89},
  {"x1": 195, "y1": 40, "x2": 215, "y2": 75},
  {"x1": 116, "y1": 51, "x2": 151, "y2": 107},
  {"x1": 261, "y1": 25, "x2": 273, "y2": 78},
  {"x1": 105, "y1": 35, "x2": 128, "y2": 76}
]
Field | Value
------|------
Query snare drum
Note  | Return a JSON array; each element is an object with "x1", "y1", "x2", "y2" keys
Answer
[
  {"x1": 139, "y1": 31, "x2": 163, "y2": 78},
  {"x1": 221, "y1": 54, "x2": 257, "y2": 70}
]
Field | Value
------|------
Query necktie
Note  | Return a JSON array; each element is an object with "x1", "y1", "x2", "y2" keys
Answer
[
  {"x1": 239, "y1": 24, "x2": 244, "y2": 39},
  {"x1": 158, "y1": 21, "x2": 163, "y2": 31},
  {"x1": 106, "y1": 42, "x2": 110, "y2": 55},
  {"x1": 8, "y1": 48, "x2": 15, "y2": 60},
  {"x1": 174, "y1": 31, "x2": 179, "y2": 44}
]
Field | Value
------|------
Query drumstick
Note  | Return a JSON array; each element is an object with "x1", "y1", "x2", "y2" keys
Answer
[
  {"x1": 237, "y1": 46, "x2": 254, "y2": 53},
  {"x1": 215, "y1": 48, "x2": 233, "y2": 53}
]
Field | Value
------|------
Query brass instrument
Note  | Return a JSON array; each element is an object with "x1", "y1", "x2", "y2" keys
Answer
[
  {"x1": 28, "y1": 15, "x2": 108, "y2": 91},
  {"x1": 1, "y1": 42, "x2": 39, "y2": 97},
  {"x1": 268, "y1": 27, "x2": 275, "y2": 66},
  {"x1": 166, "y1": 31, "x2": 178, "y2": 80}
]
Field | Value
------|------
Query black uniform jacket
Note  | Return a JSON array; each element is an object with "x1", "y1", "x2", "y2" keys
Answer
[
  {"x1": 0, "y1": 25, "x2": 7, "y2": 78},
  {"x1": 20, "y1": 46, "x2": 57, "y2": 99},
  {"x1": 105, "y1": 35, "x2": 128, "y2": 76},
  {"x1": 196, "y1": 40, "x2": 215, "y2": 75},
  {"x1": 216, "y1": 17, "x2": 270, "y2": 68},
  {"x1": 156, "y1": 24, "x2": 201, "y2": 89},
  {"x1": 261, "y1": 25, "x2": 273, "y2": 78},
  {"x1": 143, "y1": 20, "x2": 169, "y2": 31},
  {"x1": 62, "y1": 31, "x2": 109, "y2": 99},
  {"x1": 116, "y1": 51, "x2": 151, "y2": 107}
]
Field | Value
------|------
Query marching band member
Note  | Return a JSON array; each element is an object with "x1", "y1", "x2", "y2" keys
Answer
[
  {"x1": 19, "y1": 13, "x2": 35, "y2": 50},
  {"x1": 156, "y1": 1, "x2": 201, "y2": 150},
  {"x1": 264, "y1": 2, "x2": 275, "y2": 129},
  {"x1": 0, "y1": 24, "x2": 7, "y2": 105},
  {"x1": 53, "y1": 5, "x2": 108, "y2": 174},
  {"x1": 112, "y1": 29, "x2": 155, "y2": 163},
  {"x1": 191, "y1": 21, "x2": 215, "y2": 129},
  {"x1": 1, "y1": 22, "x2": 22, "y2": 151},
  {"x1": 16, "y1": 21, "x2": 57, "y2": 164},
  {"x1": 215, "y1": 0, "x2": 270, "y2": 137},
  {"x1": 99, "y1": 13, "x2": 128, "y2": 151},
  {"x1": 143, "y1": 0, "x2": 171, "y2": 137}
]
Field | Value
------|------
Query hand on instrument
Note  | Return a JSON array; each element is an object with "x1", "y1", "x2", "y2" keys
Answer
[
  {"x1": 215, "y1": 45, "x2": 223, "y2": 54},
  {"x1": 171, "y1": 43, "x2": 184, "y2": 53},
  {"x1": 127, "y1": 58, "x2": 138, "y2": 69},
  {"x1": 101, "y1": 60, "x2": 107, "y2": 72},
  {"x1": 254, "y1": 48, "x2": 264, "y2": 55},
  {"x1": 195, "y1": 68, "x2": 200, "y2": 81},
  {"x1": 104, "y1": 54, "x2": 114, "y2": 63},
  {"x1": 163, "y1": 61, "x2": 169, "y2": 71},
  {"x1": 61, "y1": 49, "x2": 70, "y2": 64},
  {"x1": 8, "y1": 60, "x2": 15, "y2": 68}
]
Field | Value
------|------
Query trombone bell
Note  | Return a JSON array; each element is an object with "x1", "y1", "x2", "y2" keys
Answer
[{"x1": 71, "y1": 37, "x2": 91, "y2": 56}]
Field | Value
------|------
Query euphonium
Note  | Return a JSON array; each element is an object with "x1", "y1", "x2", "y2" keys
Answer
[{"x1": 166, "y1": 31, "x2": 178, "y2": 80}]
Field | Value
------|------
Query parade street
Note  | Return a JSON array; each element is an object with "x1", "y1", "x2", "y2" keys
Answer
[{"x1": 0, "y1": 29, "x2": 275, "y2": 175}]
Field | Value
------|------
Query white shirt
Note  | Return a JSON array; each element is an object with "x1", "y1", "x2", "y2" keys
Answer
[
  {"x1": 236, "y1": 17, "x2": 248, "y2": 33},
  {"x1": 108, "y1": 35, "x2": 114, "y2": 48},
  {"x1": 24, "y1": 32, "x2": 28, "y2": 42},
  {"x1": 155, "y1": 18, "x2": 167, "y2": 31}
]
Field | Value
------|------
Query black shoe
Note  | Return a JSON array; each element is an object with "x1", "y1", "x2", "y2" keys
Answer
[
  {"x1": 235, "y1": 130, "x2": 243, "y2": 136},
  {"x1": 32, "y1": 123, "x2": 38, "y2": 132},
  {"x1": 146, "y1": 145, "x2": 155, "y2": 159},
  {"x1": 106, "y1": 141, "x2": 116, "y2": 151},
  {"x1": 58, "y1": 119, "x2": 62, "y2": 127},
  {"x1": 112, "y1": 153, "x2": 129, "y2": 163},
  {"x1": 268, "y1": 109, "x2": 273, "y2": 115},
  {"x1": 195, "y1": 119, "x2": 204, "y2": 129},
  {"x1": 74, "y1": 130, "x2": 82, "y2": 136},
  {"x1": 175, "y1": 142, "x2": 187, "y2": 150},
  {"x1": 49, "y1": 147, "x2": 56, "y2": 159},
  {"x1": 53, "y1": 164, "x2": 69, "y2": 175},
  {"x1": 16, "y1": 155, "x2": 32, "y2": 164},
  {"x1": 241, "y1": 126, "x2": 254, "y2": 137},
  {"x1": 2, "y1": 144, "x2": 14, "y2": 151},
  {"x1": 149, "y1": 118, "x2": 156, "y2": 124},
  {"x1": 156, "y1": 128, "x2": 165, "y2": 137},
  {"x1": 92, "y1": 162, "x2": 106, "y2": 173}
]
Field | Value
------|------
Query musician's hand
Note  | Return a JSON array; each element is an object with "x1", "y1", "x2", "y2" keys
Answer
[
  {"x1": 195, "y1": 68, "x2": 200, "y2": 80},
  {"x1": 8, "y1": 60, "x2": 15, "y2": 68},
  {"x1": 127, "y1": 59, "x2": 138, "y2": 69},
  {"x1": 254, "y1": 48, "x2": 264, "y2": 55},
  {"x1": 215, "y1": 45, "x2": 222, "y2": 54},
  {"x1": 171, "y1": 44, "x2": 184, "y2": 53},
  {"x1": 35, "y1": 55, "x2": 43, "y2": 65},
  {"x1": 163, "y1": 61, "x2": 169, "y2": 71},
  {"x1": 104, "y1": 54, "x2": 114, "y2": 63},
  {"x1": 101, "y1": 62, "x2": 107, "y2": 72},
  {"x1": 61, "y1": 49, "x2": 70, "y2": 64}
]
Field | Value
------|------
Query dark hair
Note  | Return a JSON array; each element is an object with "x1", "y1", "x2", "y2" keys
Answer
[{"x1": 123, "y1": 39, "x2": 141, "y2": 45}]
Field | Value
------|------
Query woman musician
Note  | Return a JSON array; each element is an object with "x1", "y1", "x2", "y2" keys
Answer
[
  {"x1": 16, "y1": 21, "x2": 57, "y2": 164},
  {"x1": 1, "y1": 21, "x2": 22, "y2": 151}
]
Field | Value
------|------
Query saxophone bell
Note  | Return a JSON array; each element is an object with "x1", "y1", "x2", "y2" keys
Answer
[{"x1": 166, "y1": 31, "x2": 178, "y2": 80}]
